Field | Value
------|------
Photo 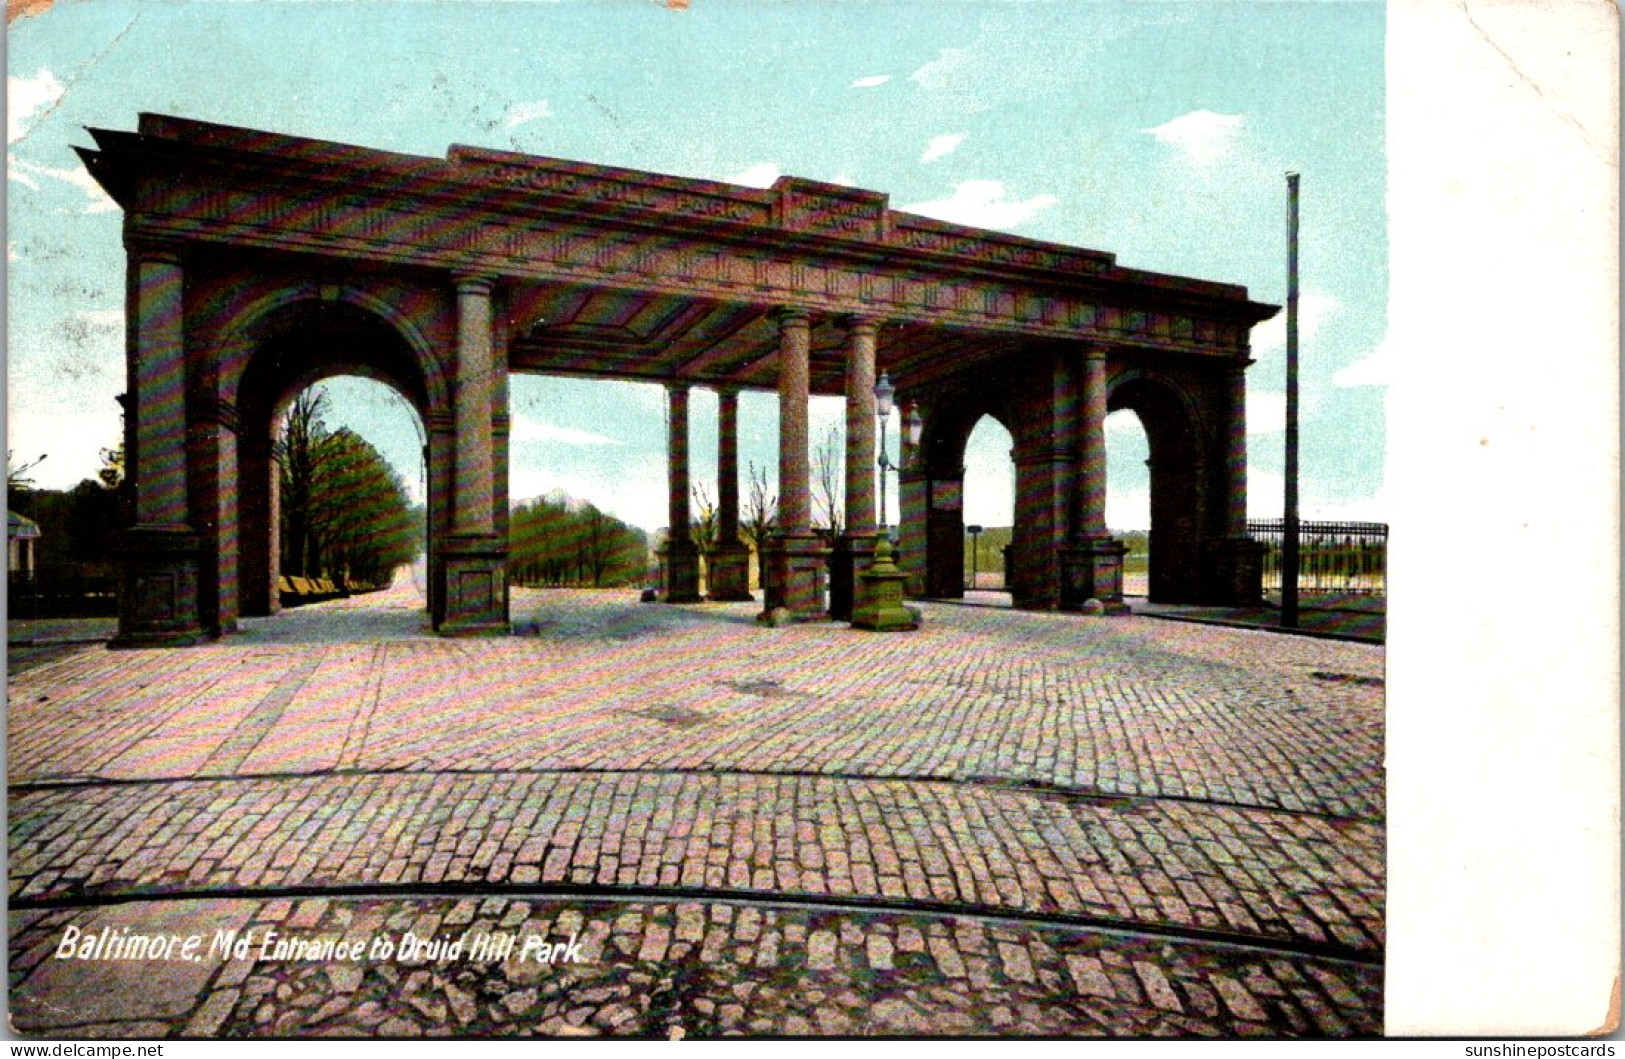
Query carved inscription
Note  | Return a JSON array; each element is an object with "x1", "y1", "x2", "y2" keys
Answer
[
  {"x1": 781, "y1": 185, "x2": 885, "y2": 240},
  {"x1": 461, "y1": 161, "x2": 766, "y2": 224}
]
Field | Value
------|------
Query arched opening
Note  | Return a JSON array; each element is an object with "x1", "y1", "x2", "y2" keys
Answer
[
  {"x1": 1105, "y1": 409, "x2": 1151, "y2": 597},
  {"x1": 505, "y1": 376, "x2": 668, "y2": 596},
  {"x1": 911, "y1": 390, "x2": 1023, "y2": 603},
  {"x1": 1107, "y1": 374, "x2": 1211, "y2": 603},
  {"x1": 270, "y1": 376, "x2": 426, "y2": 602},
  {"x1": 962, "y1": 416, "x2": 1015, "y2": 601},
  {"x1": 232, "y1": 299, "x2": 438, "y2": 626}
]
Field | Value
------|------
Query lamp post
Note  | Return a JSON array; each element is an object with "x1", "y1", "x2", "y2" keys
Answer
[
  {"x1": 966, "y1": 524, "x2": 983, "y2": 591},
  {"x1": 874, "y1": 371, "x2": 895, "y2": 536}
]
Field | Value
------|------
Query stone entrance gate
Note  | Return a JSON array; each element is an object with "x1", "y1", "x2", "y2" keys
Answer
[{"x1": 80, "y1": 114, "x2": 1275, "y2": 644}]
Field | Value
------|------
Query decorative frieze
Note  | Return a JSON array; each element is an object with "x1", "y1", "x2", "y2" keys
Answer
[{"x1": 139, "y1": 173, "x2": 1253, "y2": 355}]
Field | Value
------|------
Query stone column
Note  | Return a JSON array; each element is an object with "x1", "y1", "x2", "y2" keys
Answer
[
  {"x1": 759, "y1": 308, "x2": 829, "y2": 623},
  {"x1": 844, "y1": 318, "x2": 878, "y2": 536},
  {"x1": 114, "y1": 237, "x2": 204, "y2": 647},
  {"x1": 778, "y1": 311, "x2": 812, "y2": 536},
  {"x1": 439, "y1": 274, "x2": 508, "y2": 635},
  {"x1": 1060, "y1": 346, "x2": 1128, "y2": 614},
  {"x1": 706, "y1": 387, "x2": 753, "y2": 601},
  {"x1": 896, "y1": 397, "x2": 929, "y2": 598},
  {"x1": 1078, "y1": 347, "x2": 1110, "y2": 539},
  {"x1": 661, "y1": 383, "x2": 702, "y2": 602},
  {"x1": 1201, "y1": 361, "x2": 1265, "y2": 605},
  {"x1": 425, "y1": 410, "x2": 455, "y2": 628},
  {"x1": 192, "y1": 394, "x2": 240, "y2": 636},
  {"x1": 454, "y1": 276, "x2": 495, "y2": 536},
  {"x1": 834, "y1": 316, "x2": 881, "y2": 622},
  {"x1": 1224, "y1": 364, "x2": 1247, "y2": 536}
]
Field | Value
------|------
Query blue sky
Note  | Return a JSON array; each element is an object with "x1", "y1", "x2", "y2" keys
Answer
[{"x1": 7, "y1": 0, "x2": 1387, "y2": 533}]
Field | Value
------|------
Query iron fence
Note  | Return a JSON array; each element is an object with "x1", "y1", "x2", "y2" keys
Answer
[
  {"x1": 7, "y1": 562, "x2": 119, "y2": 619},
  {"x1": 1247, "y1": 519, "x2": 1388, "y2": 596}
]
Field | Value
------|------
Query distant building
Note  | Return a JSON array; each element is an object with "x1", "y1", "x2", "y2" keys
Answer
[{"x1": 8, "y1": 510, "x2": 40, "y2": 579}]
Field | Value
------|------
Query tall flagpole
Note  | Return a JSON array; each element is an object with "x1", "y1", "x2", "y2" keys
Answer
[{"x1": 1282, "y1": 171, "x2": 1301, "y2": 629}]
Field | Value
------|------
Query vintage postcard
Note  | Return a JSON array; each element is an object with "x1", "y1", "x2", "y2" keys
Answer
[{"x1": 4, "y1": 0, "x2": 1615, "y2": 1044}]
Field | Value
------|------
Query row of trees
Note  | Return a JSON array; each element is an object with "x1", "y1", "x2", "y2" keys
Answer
[
  {"x1": 276, "y1": 390, "x2": 420, "y2": 587},
  {"x1": 509, "y1": 495, "x2": 649, "y2": 587}
]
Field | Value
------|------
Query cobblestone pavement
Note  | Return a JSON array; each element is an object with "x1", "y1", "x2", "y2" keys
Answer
[
  {"x1": 7, "y1": 578, "x2": 1384, "y2": 1038},
  {"x1": 11, "y1": 897, "x2": 1379, "y2": 1038}
]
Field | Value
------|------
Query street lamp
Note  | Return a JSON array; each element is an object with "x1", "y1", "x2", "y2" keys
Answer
[
  {"x1": 875, "y1": 371, "x2": 923, "y2": 540},
  {"x1": 874, "y1": 371, "x2": 895, "y2": 536}
]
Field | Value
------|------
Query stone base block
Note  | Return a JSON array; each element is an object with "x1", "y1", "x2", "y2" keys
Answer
[
  {"x1": 660, "y1": 541, "x2": 702, "y2": 603},
  {"x1": 112, "y1": 525, "x2": 208, "y2": 648},
  {"x1": 1201, "y1": 536, "x2": 1267, "y2": 606},
  {"x1": 758, "y1": 533, "x2": 830, "y2": 623},
  {"x1": 438, "y1": 534, "x2": 509, "y2": 636},
  {"x1": 826, "y1": 535, "x2": 879, "y2": 622},
  {"x1": 705, "y1": 540, "x2": 754, "y2": 602},
  {"x1": 1059, "y1": 536, "x2": 1130, "y2": 615},
  {"x1": 851, "y1": 538, "x2": 918, "y2": 632}
]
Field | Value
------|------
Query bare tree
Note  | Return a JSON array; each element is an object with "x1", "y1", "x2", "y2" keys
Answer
[
  {"x1": 811, "y1": 423, "x2": 844, "y2": 539},
  {"x1": 690, "y1": 483, "x2": 718, "y2": 553},
  {"x1": 741, "y1": 460, "x2": 777, "y2": 553}
]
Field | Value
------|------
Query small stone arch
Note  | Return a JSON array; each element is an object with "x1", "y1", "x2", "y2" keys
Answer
[
  {"x1": 907, "y1": 384, "x2": 1017, "y2": 599},
  {"x1": 1106, "y1": 369, "x2": 1221, "y2": 602},
  {"x1": 904, "y1": 357, "x2": 1073, "y2": 607}
]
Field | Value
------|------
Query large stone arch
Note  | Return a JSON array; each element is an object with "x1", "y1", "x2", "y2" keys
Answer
[{"x1": 224, "y1": 295, "x2": 443, "y2": 627}]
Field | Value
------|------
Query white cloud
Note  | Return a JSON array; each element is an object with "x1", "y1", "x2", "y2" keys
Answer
[
  {"x1": 729, "y1": 162, "x2": 781, "y2": 188},
  {"x1": 1246, "y1": 391, "x2": 1288, "y2": 435},
  {"x1": 1334, "y1": 333, "x2": 1397, "y2": 388},
  {"x1": 1250, "y1": 291, "x2": 1340, "y2": 355},
  {"x1": 850, "y1": 75, "x2": 890, "y2": 89},
  {"x1": 920, "y1": 133, "x2": 966, "y2": 164},
  {"x1": 1144, "y1": 110, "x2": 1245, "y2": 165},
  {"x1": 511, "y1": 415, "x2": 624, "y2": 447},
  {"x1": 8, "y1": 69, "x2": 64, "y2": 147},
  {"x1": 900, "y1": 180, "x2": 1058, "y2": 230},
  {"x1": 828, "y1": 173, "x2": 857, "y2": 187},
  {"x1": 9, "y1": 157, "x2": 118, "y2": 213},
  {"x1": 78, "y1": 308, "x2": 124, "y2": 327},
  {"x1": 503, "y1": 100, "x2": 553, "y2": 129},
  {"x1": 909, "y1": 46, "x2": 975, "y2": 92}
]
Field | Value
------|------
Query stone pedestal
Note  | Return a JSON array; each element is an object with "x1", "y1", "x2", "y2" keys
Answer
[
  {"x1": 851, "y1": 537, "x2": 918, "y2": 632},
  {"x1": 438, "y1": 533, "x2": 508, "y2": 636},
  {"x1": 758, "y1": 533, "x2": 830, "y2": 624},
  {"x1": 826, "y1": 535, "x2": 878, "y2": 622},
  {"x1": 1201, "y1": 536, "x2": 1266, "y2": 606},
  {"x1": 112, "y1": 526, "x2": 207, "y2": 647},
  {"x1": 1059, "y1": 536, "x2": 1131, "y2": 615},
  {"x1": 706, "y1": 540, "x2": 754, "y2": 602},
  {"x1": 660, "y1": 540, "x2": 703, "y2": 603}
]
